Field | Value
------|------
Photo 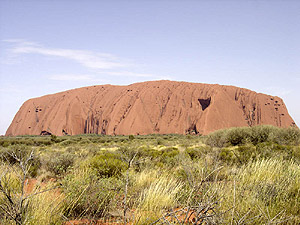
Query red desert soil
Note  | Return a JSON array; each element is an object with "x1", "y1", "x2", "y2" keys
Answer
[
  {"x1": 23, "y1": 178, "x2": 59, "y2": 195},
  {"x1": 6, "y1": 80, "x2": 296, "y2": 136},
  {"x1": 24, "y1": 178, "x2": 38, "y2": 194}
]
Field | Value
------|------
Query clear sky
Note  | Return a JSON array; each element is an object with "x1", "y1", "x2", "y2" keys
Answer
[{"x1": 0, "y1": 0, "x2": 299, "y2": 135}]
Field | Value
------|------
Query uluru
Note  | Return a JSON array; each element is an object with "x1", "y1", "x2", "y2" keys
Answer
[{"x1": 5, "y1": 80, "x2": 296, "y2": 136}]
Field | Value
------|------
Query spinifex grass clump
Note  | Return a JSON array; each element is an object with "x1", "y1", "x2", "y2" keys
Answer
[
  {"x1": 219, "y1": 158, "x2": 300, "y2": 224},
  {"x1": 133, "y1": 171, "x2": 182, "y2": 224},
  {"x1": 63, "y1": 167, "x2": 123, "y2": 220},
  {"x1": 0, "y1": 164, "x2": 21, "y2": 204},
  {"x1": 24, "y1": 184, "x2": 64, "y2": 225}
]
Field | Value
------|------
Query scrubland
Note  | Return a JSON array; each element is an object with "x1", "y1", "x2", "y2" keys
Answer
[{"x1": 0, "y1": 125, "x2": 300, "y2": 224}]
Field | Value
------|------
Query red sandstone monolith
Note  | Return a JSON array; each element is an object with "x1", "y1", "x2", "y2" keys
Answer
[{"x1": 6, "y1": 80, "x2": 296, "y2": 136}]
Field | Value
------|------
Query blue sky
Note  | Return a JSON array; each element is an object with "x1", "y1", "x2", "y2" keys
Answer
[{"x1": 0, "y1": 0, "x2": 299, "y2": 135}]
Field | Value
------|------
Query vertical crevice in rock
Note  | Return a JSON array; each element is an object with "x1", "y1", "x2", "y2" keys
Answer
[
  {"x1": 84, "y1": 119, "x2": 88, "y2": 134},
  {"x1": 186, "y1": 124, "x2": 199, "y2": 135},
  {"x1": 95, "y1": 119, "x2": 99, "y2": 134},
  {"x1": 101, "y1": 119, "x2": 108, "y2": 135}
]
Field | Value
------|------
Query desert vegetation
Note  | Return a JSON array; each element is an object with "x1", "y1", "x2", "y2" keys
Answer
[{"x1": 0, "y1": 125, "x2": 300, "y2": 224}]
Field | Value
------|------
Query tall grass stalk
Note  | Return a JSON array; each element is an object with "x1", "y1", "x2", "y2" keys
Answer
[{"x1": 134, "y1": 173, "x2": 182, "y2": 224}]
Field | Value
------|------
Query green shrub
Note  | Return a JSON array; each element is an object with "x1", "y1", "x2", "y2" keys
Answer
[
  {"x1": 206, "y1": 125, "x2": 300, "y2": 147},
  {"x1": 128, "y1": 135, "x2": 135, "y2": 141},
  {"x1": 79, "y1": 138, "x2": 92, "y2": 145},
  {"x1": 185, "y1": 147, "x2": 203, "y2": 160},
  {"x1": 156, "y1": 138, "x2": 165, "y2": 145},
  {"x1": 235, "y1": 145, "x2": 257, "y2": 164},
  {"x1": 35, "y1": 139, "x2": 53, "y2": 146},
  {"x1": 87, "y1": 152, "x2": 127, "y2": 178},
  {"x1": 276, "y1": 127, "x2": 300, "y2": 145},
  {"x1": 291, "y1": 146, "x2": 300, "y2": 162},
  {"x1": 226, "y1": 127, "x2": 251, "y2": 146},
  {"x1": 137, "y1": 147, "x2": 161, "y2": 159},
  {"x1": 160, "y1": 147, "x2": 179, "y2": 166},
  {"x1": 205, "y1": 129, "x2": 228, "y2": 147},
  {"x1": 0, "y1": 138, "x2": 11, "y2": 147},
  {"x1": 50, "y1": 134, "x2": 58, "y2": 143},
  {"x1": 59, "y1": 139, "x2": 76, "y2": 146},
  {"x1": 44, "y1": 152, "x2": 74, "y2": 176},
  {"x1": 249, "y1": 125, "x2": 276, "y2": 144},
  {"x1": 219, "y1": 148, "x2": 236, "y2": 163}
]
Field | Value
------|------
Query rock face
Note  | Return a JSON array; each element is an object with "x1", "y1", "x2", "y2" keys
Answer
[{"x1": 6, "y1": 80, "x2": 296, "y2": 136}]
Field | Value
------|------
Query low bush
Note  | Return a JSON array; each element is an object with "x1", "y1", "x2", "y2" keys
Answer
[
  {"x1": 275, "y1": 127, "x2": 300, "y2": 145},
  {"x1": 205, "y1": 129, "x2": 228, "y2": 147},
  {"x1": 44, "y1": 152, "x2": 74, "y2": 176},
  {"x1": 185, "y1": 147, "x2": 204, "y2": 160},
  {"x1": 59, "y1": 139, "x2": 76, "y2": 146},
  {"x1": 206, "y1": 125, "x2": 300, "y2": 147},
  {"x1": 128, "y1": 135, "x2": 135, "y2": 141},
  {"x1": 219, "y1": 147, "x2": 236, "y2": 163},
  {"x1": 85, "y1": 152, "x2": 127, "y2": 178}
]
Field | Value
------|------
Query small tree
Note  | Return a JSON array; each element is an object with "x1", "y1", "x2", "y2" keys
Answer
[{"x1": 0, "y1": 150, "x2": 57, "y2": 225}]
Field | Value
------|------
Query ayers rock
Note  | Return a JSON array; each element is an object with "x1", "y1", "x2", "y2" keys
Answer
[{"x1": 6, "y1": 80, "x2": 296, "y2": 136}]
